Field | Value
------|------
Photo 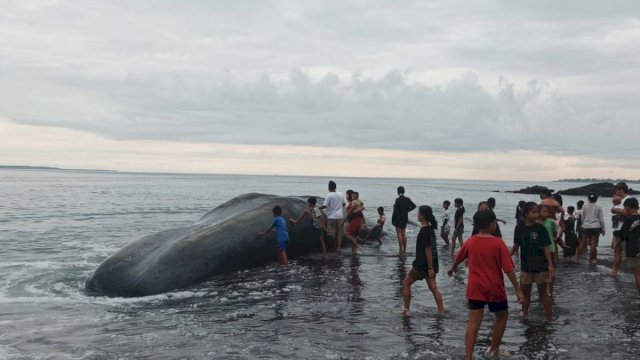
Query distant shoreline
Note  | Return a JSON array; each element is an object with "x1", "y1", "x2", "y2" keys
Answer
[
  {"x1": 555, "y1": 178, "x2": 640, "y2": 183},
  {"x1": 0, "y1": 165, "x2": 117, "y2": 173}
]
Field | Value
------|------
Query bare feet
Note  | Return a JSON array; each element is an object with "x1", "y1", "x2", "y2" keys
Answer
[
  {"x1": 486, "y1": 347, "x2": 511, "y2": 357},
  {"x1": 402, "y1": 307, "x2": 409, "y2": 316}
]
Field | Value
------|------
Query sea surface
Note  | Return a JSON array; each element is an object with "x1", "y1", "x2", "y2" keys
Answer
[{"x1": 1, "y1": 169, "x2": 639, "y2": 359}]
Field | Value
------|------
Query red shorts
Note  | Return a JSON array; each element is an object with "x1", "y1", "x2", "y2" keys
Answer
[{"x1": 345, "y1": 217, "x2": 362, "y2": 236}]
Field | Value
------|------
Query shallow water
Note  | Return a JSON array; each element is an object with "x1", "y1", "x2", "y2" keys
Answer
[{"x1": 1, "y1": 169, "x2": 639, "y2": 359}]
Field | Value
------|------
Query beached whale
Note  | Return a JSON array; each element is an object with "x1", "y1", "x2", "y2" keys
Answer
[{"x1": 85, "y1": 193, "x2": 323, "y2": 297}]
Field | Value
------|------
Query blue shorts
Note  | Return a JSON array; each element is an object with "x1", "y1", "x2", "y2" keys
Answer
[
  {"x1": 370, "y1": 227, "x2": 383, "y2": 240},
  {"x1": 455, "y1": 227, "x2": 464, "y2": 236},
  {"x1": 277, "y1": 241, "x2": 288, "y2": 251}
]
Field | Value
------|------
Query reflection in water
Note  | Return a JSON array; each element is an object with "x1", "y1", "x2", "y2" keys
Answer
[
  {"x1": 395, "y1": 254, "x2": 407, "y2": 299},
  {"x1": 520, "y1": 321, "x2": 556, "y2": 358},
  {"x1": 347, "y1": 255, "x2": 363, "y2": 317}
]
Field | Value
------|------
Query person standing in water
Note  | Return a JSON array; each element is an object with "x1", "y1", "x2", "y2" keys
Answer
[
  {"x1": 440, "y1": 200, "x2": 451, "y2": 246},
  {"x1": 319, "y1": 181, "x2": 344, "y2": 251},
  {"x1": 620, "y1": 197, "x2": 640, "y2": 296},
  {"x1": 257, "y1": 206, "x2": 290, "y2": 267},
  {"x1": 610, "y1": 182, "x2": 633, "y2": 277},
  {"x1": 450, "y1": 198, "x2": 466, "y2": 257},
  {"x1": 563, "y1": 206, "x2": 579, "y2": 261},
  {"x1": 401, "y1": 205, "x2": 444, "y2": 315},
  {"x1": 511, "y1": 202, "x2": 554, "y2": 321},
  {"x1": 577, "y1": 194, "x2": 605, "y2": 264},
  {"x1": 449, "y1": 209, "x2": 523, "y2": 360},
  {"x1": 290, "y1": 196, "x2": 327, "y2": 255},
  {"x1": 392, "y1": 186, "x2": 417, "y2": 255}
]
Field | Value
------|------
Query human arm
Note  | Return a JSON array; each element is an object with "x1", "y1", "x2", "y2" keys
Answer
[
  {"x1": 448, "y1": 245, "x2": 467, "y2": 276},
  {"x1": 425, "y1": 246, "x2": 436, "y2": 279},
  {"x1": 510, "y1": 244, "x2": 520, "y2": 257},
  {"x1": 408, "y1": 198, "x2": 417, "y2": 212},
  {"x1": 599, "y1": 207, "x2": 606, "y2": 235},
  {"x1": 497, "y1": 218, "x2": 507, "y2": 225},
  {"x1": 544, "y1": 245, "x2": 554, "y2": 278},
  {"x1": 290, "y1": 210, "x2": 310, "y2": 226},
  {"x1": 506, "y1": 271, "x2": 524, "y2": 304},
  {"x1": 257, "y1": 224, "x2": 274, "y2": 237}
]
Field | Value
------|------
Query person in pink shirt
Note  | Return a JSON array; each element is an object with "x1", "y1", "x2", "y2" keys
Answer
[{"x1": 449, "y1": 209, "x2": 523, "y2": 360}]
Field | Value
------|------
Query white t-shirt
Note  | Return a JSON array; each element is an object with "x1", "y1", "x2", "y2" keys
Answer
[
  {"x1": 612, "y1": 195, "x2": 631, "y2": 229},
  {"x1": 442, "y1": 209, "x2": 451, "y2": 230},
  {"x1": 323, "y1": 192, "x2": 344, "y2": 220}
]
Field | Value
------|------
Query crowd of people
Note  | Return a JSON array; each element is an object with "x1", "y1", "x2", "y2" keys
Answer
[{"x1": 257, "y1": 180, "x2": 640, "y2": 359}]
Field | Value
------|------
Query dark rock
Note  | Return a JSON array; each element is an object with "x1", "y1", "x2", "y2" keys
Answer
[
  {"x1": 558, "y1": 182, "x2": 640, "y2": 197},
  {"x1": 507, "y1": 185, "x2": 553, "y2": 195}
]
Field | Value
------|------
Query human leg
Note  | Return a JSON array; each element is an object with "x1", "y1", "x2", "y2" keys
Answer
[
  {"x1": 426, "y1": 277, "x2": 445, "y2": 315},
  {"x1": 589, "y1": 234, "x2": 599, "y2": 264},
  {"x1": 400, "y1": 228, "x2": 408, "y2": 254},
  {"x1": 402, "y1": 272, "x2": 419, "y2": 314},
  {"x1": 537, "y1": 282, "x2": 553, "y2": 321},
  {"x1": 464, "y1": 306, "x2": 484, "y2": 360},
  {"x1": 521, "y1": 284, "x2": 532, "y2": 316},
  {"x1": 318, "y1": 234, "x2": 327, "y2": 255},
  {"x1": 489, "y1": 309, "x2": 509, "y2": 356},
  {"x1": 610, "y1": 238, "x2": 623, "y2": 277},
  {"x1": 396, "y1": 227, "x2": 403, "y2": 254}
]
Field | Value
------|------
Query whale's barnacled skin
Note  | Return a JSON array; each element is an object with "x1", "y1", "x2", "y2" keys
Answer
[{"x1": 85, "y1": 193, "x2": 322, "y2": 297}]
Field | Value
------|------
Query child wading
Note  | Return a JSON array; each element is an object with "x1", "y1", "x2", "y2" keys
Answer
[
  {"x1": 440, "y1": 200, "x2": 451, "y2": 246},
  {"x1": 563, "y1": 206, "x2": 579, "y2": 261},
  {"x1": 290, "y1": 196, "x2": 327, "y2": 255},
  {"x1": 257, "y1": 206, "x2": 290, "y2": 267},
  {"x1": 361, "y1": 207, "x2": 385, "y2": 245},
  {"x1": 449, "y1": 209, "x2": 523, "y2": 360},
  {"x1": 450, "y1": 198, "x2": 466, "y2": 257},
  {"x1": 402, "y1": 206, "x2": 445, "y2": 315},
  {"x1": 511, "y1": 202, "x2": 554, "y2": 321}
]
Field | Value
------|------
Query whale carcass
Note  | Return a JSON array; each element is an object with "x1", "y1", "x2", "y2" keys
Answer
[{"x1": 85, "y1": 193, "x2": 322, "y2": 297}]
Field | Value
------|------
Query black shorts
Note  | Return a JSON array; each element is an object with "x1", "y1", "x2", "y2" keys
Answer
[
  {"x1": 583, "y1": 228, "x2": 601, "y2": 236},
  {"x1": 468, "y1": 299, "x2": 508, "y2": 313}
]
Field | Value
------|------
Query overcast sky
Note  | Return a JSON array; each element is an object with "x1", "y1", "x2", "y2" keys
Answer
[{"x1": 1, "y1": 1, "x2": 639, "y2": 180}]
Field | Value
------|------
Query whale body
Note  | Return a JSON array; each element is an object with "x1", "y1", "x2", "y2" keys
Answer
[{"x1": 85, "y1": 193, "x2": 322, "y2": 297}]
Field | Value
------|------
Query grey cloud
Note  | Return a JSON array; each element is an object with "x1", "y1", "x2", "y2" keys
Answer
[{"x1": 1, "y1": 1, "x2": 639, "y2": 160}]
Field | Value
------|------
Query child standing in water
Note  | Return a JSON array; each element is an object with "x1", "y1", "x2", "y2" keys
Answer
[
  {"x1": 450, "y1": 198, "x2": 465, "y2": 257},
  {"x1": 511, "y1": 202, "x2": 554, "y2": 321},
  {"x1": 563, "y1": 206, "x2": 579, "y2": 261},
  {"x1": 257, "y1": 206, "x2": 290, "y2": 267},
  {"x1": 440, "y1": 200, "x2": 451, "y2": 246},
  {"x1": 392, "y1": 186, "x2": 417, "y2": 255},
  {"x1": 402, "y1": 206, "x2": 445, "y2": 316},
  {"x1": 362, "y1": 207, "x2": 385, "y2": 245},
  {"x1": 449, "y1": 209, "x2": 523, "y2": 360},
  {"x1": 290, "y1": 197, "x2": 327, "y2": 255},
  {"x1": 539, "y1": 206, "x2": 559, "y2": 261}
]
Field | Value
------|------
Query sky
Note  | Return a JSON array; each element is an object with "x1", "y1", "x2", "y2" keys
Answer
[{"x1": 1, "y1": 1, "x2": 639, "y2": 181}]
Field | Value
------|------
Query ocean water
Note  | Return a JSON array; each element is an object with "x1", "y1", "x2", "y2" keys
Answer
[{"x1": 1, "y1": 169, "x2": 639, "y2": 359}]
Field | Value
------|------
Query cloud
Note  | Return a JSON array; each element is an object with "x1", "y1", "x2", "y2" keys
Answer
[{"x1": 0, "y1": 0, "x2": 639, "y2": 165}]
